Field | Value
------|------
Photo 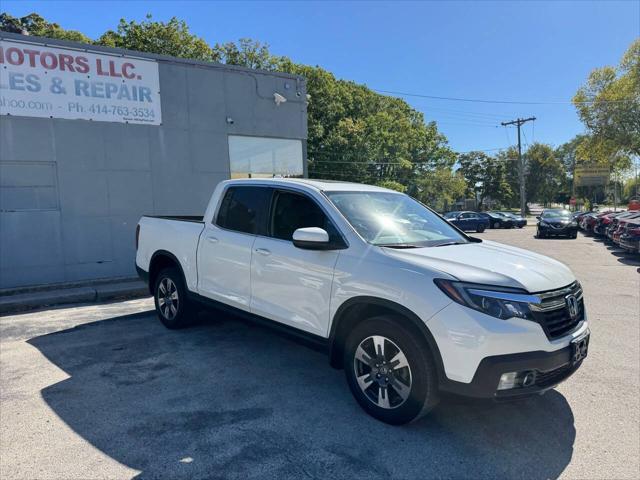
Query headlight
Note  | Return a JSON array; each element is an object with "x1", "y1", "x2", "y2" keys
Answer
[
  {"x1": 571, "y1": 221, "x2": 578, "y2": 226},
  {"x1": 434, "y1": 279, "x2": 539, "y2": 320}
]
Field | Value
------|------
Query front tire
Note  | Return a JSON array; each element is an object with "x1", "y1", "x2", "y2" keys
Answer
[
  {"x1": 476, "y1": 224, "x2": 486, "y2": 233},
  {"x1": 493, "y1": 221, "x2": 500, "y2": 229},
  {"x1": 343, "y1": 316, "x2": 439, "y2": 425},
  {"x1": 153, "y1": 267, "x2": 195, "y2": 329}
]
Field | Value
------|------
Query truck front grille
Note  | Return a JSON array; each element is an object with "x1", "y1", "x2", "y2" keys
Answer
[{"x1": 531, "y1": 282, "x2": 585, "y2": 339}]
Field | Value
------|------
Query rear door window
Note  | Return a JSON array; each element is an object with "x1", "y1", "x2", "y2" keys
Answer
[{"x1": 216, "y1": 186, "x2": 272, "y2": 235}]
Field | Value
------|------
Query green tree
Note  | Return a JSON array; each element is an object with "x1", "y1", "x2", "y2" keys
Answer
[
  {"x1": 623, "y1": 175, "x2": 640, "y2": 201},
  {"x1": 0, "y1": 12, "x2": 91, "y2": 42},
  {"x1": 97, "y1": 15, "x2": 215, "y2": 61},
  {"x1": 411, "y1": 168, "x2": 467, "y2": 212},
  {"x1": 214, "y1": 38, "x2": 283, "y2": 70},
  {"x1": 573, "y1": 39, "x2": 640, "y2": 164},
  {"x1": 525, "y1": 143, "x2": 566, "y2": 206},
  {"x1": 457, "y1": 151, "x2": 513, "y2": 210},
  {"x1": 495, "y1": 147, "x2": 520, "y2": 208}
]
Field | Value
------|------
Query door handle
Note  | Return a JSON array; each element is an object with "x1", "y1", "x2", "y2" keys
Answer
[
  {"x1": 255, "y1": 248, "x2": 271, "y2": 256},
  {"x1": 206, "y1": 236, "x2": 219, "y2": 244}
]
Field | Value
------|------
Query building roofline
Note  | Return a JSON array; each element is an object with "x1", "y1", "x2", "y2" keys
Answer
[{"x1": 0, "y1": 31, "x2": 305, "y2": 82}]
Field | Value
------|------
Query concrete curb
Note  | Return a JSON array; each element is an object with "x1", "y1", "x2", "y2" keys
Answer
[{"x1": 0, "y1": 281, "x2": 150, "y2": 315}]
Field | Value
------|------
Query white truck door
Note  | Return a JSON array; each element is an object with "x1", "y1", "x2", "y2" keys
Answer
[
  {"x1": 197, "y1": 186, "x2": 271, "y2": 311},
  {"x1": 250, "y1": 189, "x2": 341, "y2": 337}
]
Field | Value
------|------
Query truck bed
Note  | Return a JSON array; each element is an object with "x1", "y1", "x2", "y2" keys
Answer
[
  {"x1": 143, "y1": 215, "x2": 204, "y2": 223},
  {"x1": 136, "y1": 215, "x2": 206, "y2": 292}
]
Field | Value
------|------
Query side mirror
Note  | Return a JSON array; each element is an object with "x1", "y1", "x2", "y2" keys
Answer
[
  {"x1": 292, "y1": 227, "x2": 331, "y2": 250},
  {"x1": 535, "y1": 216, "x2": 541, "y2": 220}
]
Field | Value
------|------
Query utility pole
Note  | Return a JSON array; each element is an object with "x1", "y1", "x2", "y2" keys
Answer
[{"x1": 501, "y1": 117, "x2": 536, "y2": 217}]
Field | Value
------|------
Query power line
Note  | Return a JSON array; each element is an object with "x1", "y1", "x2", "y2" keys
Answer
[
  {"x1": 374, "y1": 88, "x2": 635, "y2": 105},
  {"x1": 417, "y1": 105, "x2": 512, "y2": 120},
  {"x1": 309, "y1": 146, "x2": 508, "y2": 164},
  {"x1": 430, "y1": 121, "x2": 499, "y2": 128},
  {"x1": 424, "y1": 112, "x2": 500, "y2": 125},
  {"x1": 522, "y1": 128, "x2": 529, "y2": 149}
]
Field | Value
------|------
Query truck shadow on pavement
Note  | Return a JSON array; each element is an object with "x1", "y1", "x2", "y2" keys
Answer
[{"x1": 29, "y1": 309, "x2": 576, "y2": 480}]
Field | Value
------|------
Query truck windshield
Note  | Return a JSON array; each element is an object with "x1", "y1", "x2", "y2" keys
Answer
[{"x1": 326, "y1": 191, "x2": 469, "y2": 247}]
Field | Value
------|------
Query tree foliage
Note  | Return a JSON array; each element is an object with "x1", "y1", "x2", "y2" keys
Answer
[
  {"x1": 457, "y1": 151, "x2": 513, "y2": 209},
  {"x1": 213, "y1": 38, "x2": 283, "y2": 70},
  {"x1": 0, "y1": 12, "x2": 91, "y2": 42},
  {"x1": 573, "y1": 39, "x2": 640, "y2": 164},
  {"x1": 97, "y1": 15, "x2": 215, "y2": 61},
  {"x1": 525, "y1": 143, "x2": 566, "y2": 206}
]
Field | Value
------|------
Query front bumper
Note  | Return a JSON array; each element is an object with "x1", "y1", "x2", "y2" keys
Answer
[
  {"x1": 538, "y1": 224, "x2": 578, "y2": 236},
  {"x1": 440, "y1": 344, "x2": 585, "y2": 399}
]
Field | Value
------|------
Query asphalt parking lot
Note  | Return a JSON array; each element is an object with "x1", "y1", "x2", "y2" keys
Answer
[{"x1": 1, "y1": 229, "x2": 639, "y2": 480}]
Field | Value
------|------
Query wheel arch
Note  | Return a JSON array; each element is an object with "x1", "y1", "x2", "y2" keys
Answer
[
  {"x1": 328, "y1": 296, "x2": 445, "y2": 379},
  {"x1": 148, "y1": 250, "x2": 188, "y2": 295}
]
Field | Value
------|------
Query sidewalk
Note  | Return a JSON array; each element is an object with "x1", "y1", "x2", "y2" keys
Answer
[{"x1": 0, "y1": 278, "x2": 150, "y2": 314}]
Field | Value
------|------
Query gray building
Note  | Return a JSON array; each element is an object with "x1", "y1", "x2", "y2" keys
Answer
[{"x1": 0, "y1": 32, "x2": 307, "y2": 289}]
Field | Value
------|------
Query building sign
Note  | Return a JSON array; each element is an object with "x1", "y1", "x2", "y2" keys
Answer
[
  {"x1": 574, "y1": 165, "x2": 610, "y2": 187},
  {"x1": 0, "y1": 39, "x2": 161, "y2": 125}
]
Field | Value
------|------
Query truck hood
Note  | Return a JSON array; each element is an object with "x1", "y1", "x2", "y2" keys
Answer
[{"x1": 381, "y1": 240, "x2": 574, "y2": 293}]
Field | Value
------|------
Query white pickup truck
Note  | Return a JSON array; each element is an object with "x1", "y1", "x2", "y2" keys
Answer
[{"x1": 136, "y1": 178, "x2": 589, "y2": 424}]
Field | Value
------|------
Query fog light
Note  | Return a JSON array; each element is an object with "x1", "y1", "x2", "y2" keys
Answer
[
  {"x1": 497, "y1": 371, "x2": 537, "y2": 390},
  {"x1": 498, "y1": 372, "x2": 519, "y2": 390}
]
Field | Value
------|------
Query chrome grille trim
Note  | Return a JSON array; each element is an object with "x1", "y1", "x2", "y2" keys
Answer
[{"x1": 530, "y1": 282, "x2": 582, "y2": 312}]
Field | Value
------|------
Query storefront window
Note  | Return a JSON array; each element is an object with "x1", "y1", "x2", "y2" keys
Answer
[{"x1": 228, "y1": 136, "x2": 304, "y2": 178}]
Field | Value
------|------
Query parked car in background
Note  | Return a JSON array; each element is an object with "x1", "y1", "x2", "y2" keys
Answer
[
  {"x1": 443, "y1": 211, "x2": 489, "y2": 232},
  {"x1": 536, "y1": 209, "x2": 578, "y2": 238},
  {"x1": 593, "y1": 211, "x2": 626, "y2": 237},
  {"x1": 572, "y1": 211, "x2": 589, "y2": 224},
  {"x1": 478, "y1": 212, "x2": 514, "y2": 229},
  {"x1": 619, "y1": 220, "x2": 640, "y2": 254},
  {"x1": 580, "y1": 212, "x2": 608, "y2": 234},
  {"x1": 495, "y1": 211, "x2": 527, "y2": 228},
  {"x1": 607, "y1": 212, "x2": 640, "y2": 242}
]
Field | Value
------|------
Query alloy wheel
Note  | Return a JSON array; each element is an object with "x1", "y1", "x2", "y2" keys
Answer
[
  {"x1": 353, "y1": 335, "x2": 412, "y2": 409},
  {"x1": 158, "y1": 277, "x2": 179, "y2": 320}
]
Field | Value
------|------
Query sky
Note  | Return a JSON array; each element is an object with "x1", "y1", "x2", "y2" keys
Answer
[{"x1": 3, "y1": 0, "x2": 639, "y2": 153}]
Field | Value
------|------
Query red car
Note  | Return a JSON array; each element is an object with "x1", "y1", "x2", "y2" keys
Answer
[
  {"x1": 611, "y1": 213, "x2": 640, "y2": 244},
  {"x1": 619, "y1": 221, "x2": 640, "y2": 253},
  {"x1": 581, "y1": 211, "x2": 611, "y2": 234}
]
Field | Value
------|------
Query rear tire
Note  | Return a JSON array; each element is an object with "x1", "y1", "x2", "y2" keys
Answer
[
  {"x1": 153, "y1": 267, "x2": 195, "y2": 329},
  {"x1": 343, "y1": 316, "x2": 439, "y2": 425}
]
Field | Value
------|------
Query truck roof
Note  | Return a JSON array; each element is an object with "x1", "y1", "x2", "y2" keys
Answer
[{"x1": 224, "y1": 178, "x2": 397, "y2": 193}]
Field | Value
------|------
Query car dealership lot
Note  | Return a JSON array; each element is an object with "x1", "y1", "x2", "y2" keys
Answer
[{"x1": 1, "y1": 230, "x2": 638, "y2": 479}]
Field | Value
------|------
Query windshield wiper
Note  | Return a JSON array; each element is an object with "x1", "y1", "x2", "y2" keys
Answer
[
  {"x1": 378, "y1": 243, "x2": 423, "y2": 249},
  {"x1": 433, "y1": 241, "x2": 466, "y2": 247}
]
